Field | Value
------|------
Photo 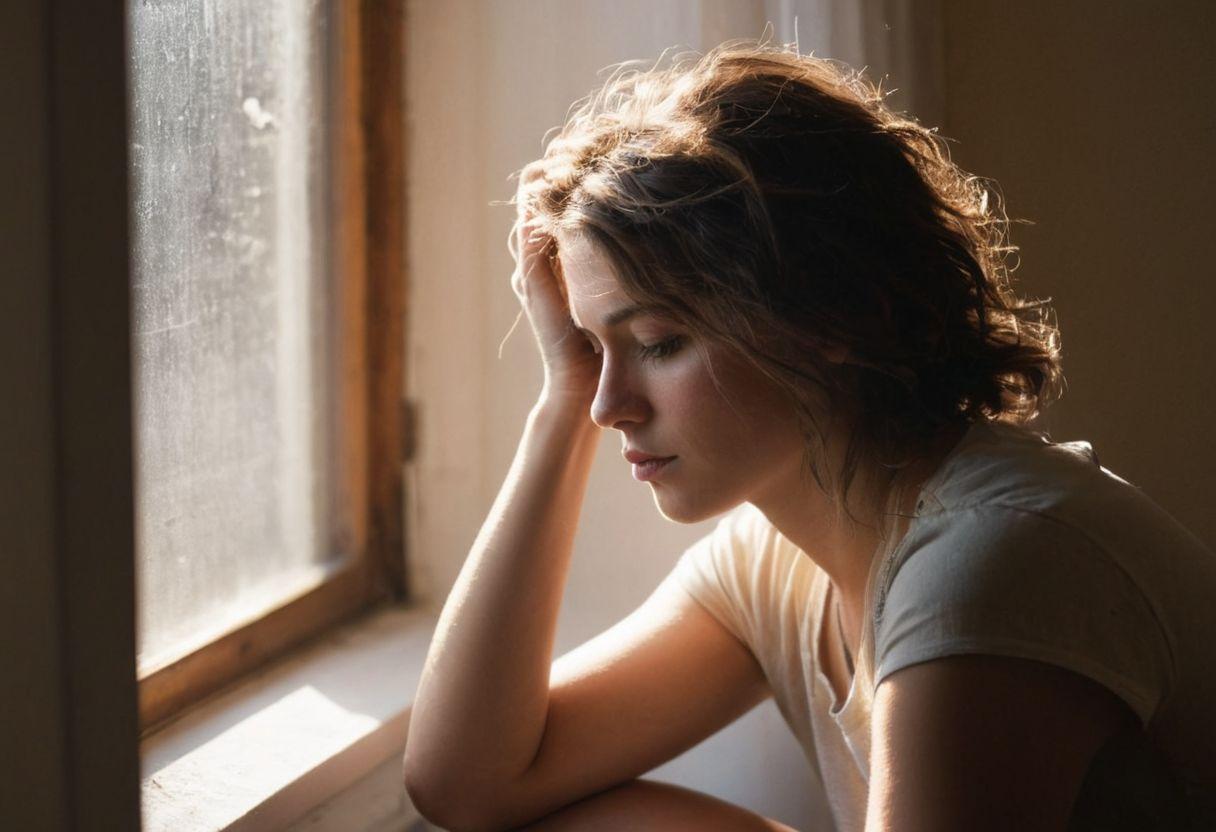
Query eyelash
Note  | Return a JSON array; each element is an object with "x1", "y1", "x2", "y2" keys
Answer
[
  {"x1": 637, "y1": 336, "x2": 684, "y2": 362},
  {"x1": 585, "y1": 335, "x2": 685, "y2": 362}
]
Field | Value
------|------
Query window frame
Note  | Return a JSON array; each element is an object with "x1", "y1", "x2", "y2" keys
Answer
[{"x1": 136, "y1": 0, "x2": 408, "y2": 737}]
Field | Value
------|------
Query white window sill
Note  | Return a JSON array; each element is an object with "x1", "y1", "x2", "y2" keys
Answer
[{"x1": 141, "y1": 602, "x2": 440, "y2": 832}]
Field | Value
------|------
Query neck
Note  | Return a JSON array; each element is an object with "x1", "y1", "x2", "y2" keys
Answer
[{"x1": 752, "y1": 423, "x2": 967, "y2": 611}]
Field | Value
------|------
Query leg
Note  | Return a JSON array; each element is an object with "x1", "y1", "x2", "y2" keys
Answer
[{"x1": 510, "y1": 778, "x2": 801, "y2": 831}]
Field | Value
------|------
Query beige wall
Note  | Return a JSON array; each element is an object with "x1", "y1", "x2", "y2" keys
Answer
[{"x1": 941, "y1": 1, "x2": 1216, "y2": 547}]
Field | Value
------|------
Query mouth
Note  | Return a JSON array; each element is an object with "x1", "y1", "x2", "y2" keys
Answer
[{"x1": 631, "y1": 456, "x2": 676, "y2": 482}]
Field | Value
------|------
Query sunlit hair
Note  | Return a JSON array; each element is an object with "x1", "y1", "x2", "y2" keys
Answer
[{"x1": 511, "y1": 37, "x2": 1064, "y2": 529}]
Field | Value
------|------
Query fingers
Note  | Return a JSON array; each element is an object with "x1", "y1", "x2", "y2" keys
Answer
[
  {"x1": 518, "y1": 220, "x2": 555, "y2": 263},
  {"x1": 514, "y1": 162, "x2": 551, "y2": 222},
  {"x1": 511, "y1": 220, "x2": 561, "y2": 305},
  {"x1": 519, "y1": 160, "x2": 548, "y2": 188},
  {"x1": 510, "y1": 161, "x2": 560, "y2": 273}
]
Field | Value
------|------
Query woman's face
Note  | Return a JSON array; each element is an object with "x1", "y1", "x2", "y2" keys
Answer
[{"x1": 557, "y1": 231, "x2": 808, "y2": 523}]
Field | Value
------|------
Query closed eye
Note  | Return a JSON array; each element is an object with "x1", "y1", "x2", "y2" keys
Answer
[{"x1": 638, "y1": 336, "x2": 684, "y2": 362}]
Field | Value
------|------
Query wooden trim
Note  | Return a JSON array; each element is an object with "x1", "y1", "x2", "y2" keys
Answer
[
  {"x1": 333, "y1": 0, "x2": 370, "y2": 580},
  {"x1": 137, "y1": 1, "x2": 408, "y2": 736},
  {"x1": 362, "y1": 0, "x2": 408, "y2": 601},
  {"x1": 138, "y1": 557, "x2": 380, "y2": 736}
]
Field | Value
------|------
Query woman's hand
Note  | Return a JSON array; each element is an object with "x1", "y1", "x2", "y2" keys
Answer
[{"x1": 511, "y1": 168, "x2": 602, "y2": 406}]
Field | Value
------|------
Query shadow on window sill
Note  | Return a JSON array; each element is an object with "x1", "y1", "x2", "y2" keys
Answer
[{"x1": 140, "y1": 602, "x2": 439, "y2": 832}]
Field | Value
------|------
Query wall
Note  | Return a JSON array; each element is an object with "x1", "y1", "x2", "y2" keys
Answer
[{"x1": 941, "y1": 0, "x2": 1216, "y2": 548}]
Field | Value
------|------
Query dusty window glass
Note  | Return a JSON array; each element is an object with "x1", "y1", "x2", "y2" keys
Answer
[{"x1": 128, "y1": 0, "x2": 340, "y2": 673}]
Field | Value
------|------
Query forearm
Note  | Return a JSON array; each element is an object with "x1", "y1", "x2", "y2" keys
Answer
[{"x1": 404, "y1": 396, "x2": 600, "y2": 808}]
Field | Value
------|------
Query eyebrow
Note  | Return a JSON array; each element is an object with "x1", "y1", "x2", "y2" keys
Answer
[
  {"x1": 572, "y1": 303, "x2": 661, "y2": 335},
  {"x1": 604, "y1": 303, "x2": 652, "y2": 327}
]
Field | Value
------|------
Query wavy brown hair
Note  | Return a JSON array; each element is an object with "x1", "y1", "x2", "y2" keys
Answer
[{"x1": 513, "y1": 39, "x2": 1064, "y2": 528}]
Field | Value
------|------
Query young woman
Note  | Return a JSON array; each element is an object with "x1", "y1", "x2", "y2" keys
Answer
[{"x1": 403, "y1": 41, "x2": 1216, "y2": 831}]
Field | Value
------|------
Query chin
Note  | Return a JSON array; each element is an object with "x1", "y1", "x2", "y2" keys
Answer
[{"x1": 650, "y1": 487, "x2": 743, "y2": 525}]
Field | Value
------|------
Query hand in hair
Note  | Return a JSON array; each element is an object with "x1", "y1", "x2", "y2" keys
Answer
[{"x1": 510, "y1": 164, "x2": 602, "y2": 405}]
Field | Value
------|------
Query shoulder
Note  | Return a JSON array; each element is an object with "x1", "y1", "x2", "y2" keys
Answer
[
  {"x1": 873, "y1": 423, "x2": 1175, "y2": 727},
  {"x1": 918, "y1": 419, "x2": 1116, "y2": 515}
]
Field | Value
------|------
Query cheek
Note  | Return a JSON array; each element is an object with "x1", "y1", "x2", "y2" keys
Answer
[
  {"x1": 638, "y1": 363, "x2": 722, "y2": 463},
  {"x1": 662, "y1": 357, "x2": 791, "y2": 461},
  {"x1": 707, "y1": 361, "x2": 802, "y2": 457}
]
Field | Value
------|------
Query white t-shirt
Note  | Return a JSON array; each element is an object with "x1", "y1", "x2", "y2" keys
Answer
[{"x1": 663, "y1": 419, "x2": 1216, "y2": 831}]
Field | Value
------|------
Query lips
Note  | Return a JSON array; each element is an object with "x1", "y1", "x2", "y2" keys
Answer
[
  {"x1": 623, "y1": 448, "x2": 677, "y2": 483},
  {"x1": 631, "y1": 455, "x2": 675, "y2": 482},
  {"x1": 623, "y1": 449, "x2": 673, "y2": 464}
]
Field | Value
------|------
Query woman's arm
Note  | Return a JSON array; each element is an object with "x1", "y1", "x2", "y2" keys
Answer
[
  {"x1": 404, "y1": 164, "x2": 608, "y2": 824},
  {"x1": 402, "y1": 398, "x2": 777, "y2": 832},
  {"x1": 402, "y1": 396, "x2": 600, "y2": 824},
  {"x1": 404, "y1": 172, "x2": 780, "y2": 830},
  {"x1": 864, "y1": 654, "x2": 1136, "y2": 832}
]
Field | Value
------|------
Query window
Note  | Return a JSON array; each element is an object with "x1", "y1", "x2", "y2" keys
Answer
[{"x1": 128, "y1": 1, "x2": 407, "y2": 736}]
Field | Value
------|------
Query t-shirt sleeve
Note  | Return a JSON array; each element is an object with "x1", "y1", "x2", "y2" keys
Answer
[
  {"x1": 661, "y1": 503, "x2": 765, "y2": 651},
  {"x1": 873, "y1": 505, "x2": 1173, "y2": 727}
]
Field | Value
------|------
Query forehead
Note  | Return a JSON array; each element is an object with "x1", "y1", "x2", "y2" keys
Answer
[{"x1": 555, "y1": 230, "x2": 626, "y2": 327}]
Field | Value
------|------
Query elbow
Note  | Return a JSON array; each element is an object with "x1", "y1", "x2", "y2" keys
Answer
[{"x1": 402, "y1": 755, "x2": 504, "y2": 832}]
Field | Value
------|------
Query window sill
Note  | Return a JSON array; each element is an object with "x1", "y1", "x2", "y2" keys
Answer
[{"x1": 141, "y1": 602, "x2": 439, "y2": 831}]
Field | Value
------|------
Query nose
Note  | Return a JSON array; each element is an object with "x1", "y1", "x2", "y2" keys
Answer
[{"x1": 589, "y1": 353, "x2": 650, "y2": 430}]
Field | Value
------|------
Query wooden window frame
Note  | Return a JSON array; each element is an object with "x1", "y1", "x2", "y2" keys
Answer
[{"x1": 137, "y1": 1, "x2": 408, "y2": 737}]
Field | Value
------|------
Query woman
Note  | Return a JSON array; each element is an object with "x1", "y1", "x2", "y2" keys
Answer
[{"x1": 403, "y1": 40, "x2": 1216, "y2": 831}]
